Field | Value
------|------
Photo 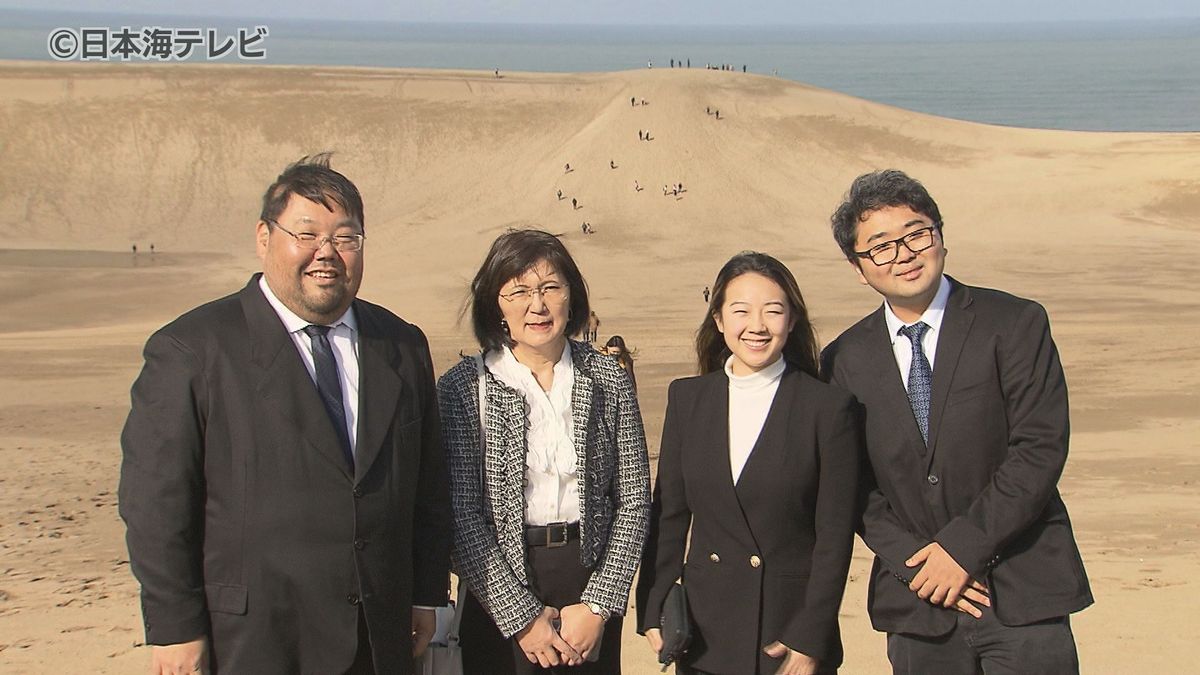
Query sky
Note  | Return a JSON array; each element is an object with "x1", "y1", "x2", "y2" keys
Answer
[{"x1": 3, "y1": 0, "x2": 1199, "y2": 26}]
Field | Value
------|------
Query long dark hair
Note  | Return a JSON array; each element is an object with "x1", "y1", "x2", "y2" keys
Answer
[
  {"x1": 604, "y1": 335, "x2": 635, "y2": 369},
  {"x1": 695, "y1": 252, "x2": 820, "y2": 377}
]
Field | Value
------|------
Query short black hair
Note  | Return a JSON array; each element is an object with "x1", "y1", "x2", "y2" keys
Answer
[
  {"x1": 260, "y1": 152, "x2": 364, "y2": 230},
  {"x1": 469, "y1": 229, "x2": 590, "y2": 352},
  {"x1": 831, "y1": 169, "x2": 942, "y2": 263}
]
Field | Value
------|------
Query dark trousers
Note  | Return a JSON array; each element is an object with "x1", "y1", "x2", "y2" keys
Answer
[
  {"x1": 460, "y1": 538, "x2": 624, "y2": 675},
  {"x1": 887, "y1": 608, "x2": 1079, "y2": 675}
]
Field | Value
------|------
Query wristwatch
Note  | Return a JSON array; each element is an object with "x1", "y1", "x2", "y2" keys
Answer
[{"x1": 584, "y1": 601, "x2": 611, "y2": 622}]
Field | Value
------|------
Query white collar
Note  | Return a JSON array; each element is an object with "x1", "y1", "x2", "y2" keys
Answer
[
  {"x1": 884, "y1": 275, "x2": 951, "y2": 344},
  {"x1": 724, "y1": 354, "x2": 787, "y2": 390},
  {"x1": 258, "y1": 275, "x2": 357, "y2": 335},
  {"x1": 486, "y1": 340, "x2": 573, "y2": 393}
]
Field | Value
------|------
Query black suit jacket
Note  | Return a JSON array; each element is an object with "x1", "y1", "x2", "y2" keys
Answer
[
  {"x1": 637, "y1": 367, "x2": 860, "y2": 674},
  {"x1": 821, "y1": 277, "x2": 1092, "y2": 637},
  {"x1": 119, "y1": 275, "x2": 452, "y2": 674}
]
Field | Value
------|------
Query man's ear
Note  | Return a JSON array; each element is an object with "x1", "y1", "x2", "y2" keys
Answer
[
  {"x1": 255, "y1": 221, "x2": 270, "y2": 260},
  {"x1": 850, "y1": 258, "x2": 869, "y2": 287}
]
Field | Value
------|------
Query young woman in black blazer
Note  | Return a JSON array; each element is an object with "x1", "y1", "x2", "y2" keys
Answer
[{"x1": 637, "y1": 252, "x2": 861, "y2": 674}]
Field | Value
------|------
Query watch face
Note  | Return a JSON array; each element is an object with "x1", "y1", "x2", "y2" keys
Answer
[{"x1": 586, "y1": 602, "x2": 609, "y2": 619}]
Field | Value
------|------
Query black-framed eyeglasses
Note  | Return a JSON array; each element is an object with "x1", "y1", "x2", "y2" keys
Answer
[
  {"x1": 268, "y1": 219, "x2": 365, "y2": 252},
  {"x1": 499, "y1": 283, "x2": 569, "y2": 304},
  {"x1": 854, "y1": 226, "x2": 939, "y2": 266}
]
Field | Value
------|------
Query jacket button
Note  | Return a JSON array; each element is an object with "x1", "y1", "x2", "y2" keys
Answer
[
  {"x1": 749, "y1": 555, "x2": 762, "y2": 568},
  {"x1": 353, "y1": 487, "x2": 363, "y2": 498},
  {"x1": 927, "y1": 474, "x2": 940, "y2": 485},
  {"x1": 354, "y1": 538, "x2": 366, "y2": 550},
  {"x1": 709, "y1": 553, "x2": 721, "y2": 563},
  {"x1": 347, "y1": 593, "x2": 360, "y2": 605}
]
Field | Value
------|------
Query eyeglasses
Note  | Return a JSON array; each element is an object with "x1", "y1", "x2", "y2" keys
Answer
[
  {"x1": 854, "y1": 226, "x2": 938, "y2": 266},
  {"x1": 499, "y1": 283, "x2": 569, "y2": 304},
  {"x1": 268, "y1": 220, "x2": 365, "y2": 252}
]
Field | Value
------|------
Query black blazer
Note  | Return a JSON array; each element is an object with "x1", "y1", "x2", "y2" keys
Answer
[
  {"x1": 821, "y1": 277, "x2": 1093, "y2": 637},
  {"x1": 119, "y1": 275, "x2": 452, "y2": 674},
  {"x1": 637, "y1": 366, "x2": 860, "y2": 674}
]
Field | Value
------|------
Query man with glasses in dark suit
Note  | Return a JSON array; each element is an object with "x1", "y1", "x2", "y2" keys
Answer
[
  {"x1": 119, "y1": 153, "x2": 451, "y2": 674},
  {"x1": 821, "y1": 169, "x2": 1092, "y2": 674}
]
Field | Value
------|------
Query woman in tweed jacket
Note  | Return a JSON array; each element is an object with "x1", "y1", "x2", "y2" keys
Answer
[{"x1": 438, "y1": 229, "x2": 650, "y2": 674}]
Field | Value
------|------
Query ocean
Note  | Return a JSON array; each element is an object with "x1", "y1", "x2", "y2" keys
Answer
[{"x1": 2, "y1": 10, "x2": 1198, "y2": 132}]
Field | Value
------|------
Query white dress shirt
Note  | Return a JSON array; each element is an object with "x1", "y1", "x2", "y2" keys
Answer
[
  {"x1": 259, "y1": 276, "x2": 360, "y2": 458},
  {"x1": 725, "y1": 355, "x2": 786, "y2": 485},
  {"x1": 884, "y1": 275, "x2": 952, "y2": 389},
  {"x1": 485, "y1": 342, "x2": 581, "y2": 526}
]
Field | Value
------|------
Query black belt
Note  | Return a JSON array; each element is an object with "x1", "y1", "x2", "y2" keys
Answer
[{"x1": 525, "y1": 521, "x2": 580, "y2": 548}]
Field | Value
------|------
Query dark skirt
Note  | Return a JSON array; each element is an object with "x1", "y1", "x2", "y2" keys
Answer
[{"x1": 459, "y1": 538, "x2": 624, "y2": 675}]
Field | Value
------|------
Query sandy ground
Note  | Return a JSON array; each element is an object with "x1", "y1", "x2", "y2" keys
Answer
[{"x1": 1, "y1": 61, "x2": 1198, "y2": 673}]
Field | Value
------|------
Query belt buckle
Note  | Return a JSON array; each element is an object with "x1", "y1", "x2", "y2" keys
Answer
[{"x1": 546, "y1": 521, "x2": 568, "y2": 548}]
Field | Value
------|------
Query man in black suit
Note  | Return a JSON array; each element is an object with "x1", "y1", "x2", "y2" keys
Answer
[
  {"x1": 821, "y1": 170, "x2": 1092, "y2": 674},
  {"x1": 119, "y1": 154, "x2": 451, "y2": 674}
]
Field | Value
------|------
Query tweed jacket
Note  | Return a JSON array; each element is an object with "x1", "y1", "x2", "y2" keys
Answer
[{"x1": 437, "y1": 340, "x2": 651, "y2": 638}]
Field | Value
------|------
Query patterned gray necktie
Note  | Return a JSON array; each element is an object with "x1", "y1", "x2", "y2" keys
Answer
[
  {"x1": 898, "y1": 322, "x2": 932, "y2": 445},
  {"x1": 303, "y1": 325, "x2": 354, "y2": 470}
]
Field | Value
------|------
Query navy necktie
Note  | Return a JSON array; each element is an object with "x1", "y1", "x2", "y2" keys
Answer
[
  {"x1": 302, "y1": 325, "x2": 354, "y2": 470},
  {"x1": 898, "y1": 322, "x2": 933, "y2": 445}
]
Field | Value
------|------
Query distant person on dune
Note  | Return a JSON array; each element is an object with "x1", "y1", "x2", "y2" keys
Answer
[
  {"x1": 586, "y1": 311, "x2": 601, "y2": 343},
  {"x1": 604, "y1": 335, "x2": 637, "y2": 394}
]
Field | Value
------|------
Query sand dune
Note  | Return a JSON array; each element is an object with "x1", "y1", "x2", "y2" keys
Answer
[{"x1": 1, "y1": 61, "x2": 1198, "y2": 673}]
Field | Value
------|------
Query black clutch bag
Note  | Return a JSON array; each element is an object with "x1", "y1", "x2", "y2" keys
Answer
[{"x1": 657, "y1": 582, "x2": 692, "y2": 671}]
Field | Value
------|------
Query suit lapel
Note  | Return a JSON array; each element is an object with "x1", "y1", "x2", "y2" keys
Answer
[
  {"x1": 479, "y1": 371, "x2": 529, "y2": 546},
  {"x1": 861, "y1": 308, "x2": 929, "y2": 455},
  {"x1": 925, "y1": 279, "x2": 974, "y2": 468},
  {"x1": 731, "y1": 367, "x2": 797, "y2": 551},
  {"x1": 733, "y1": 366, "x2": 795, "y2": 494},
  {"x1": 242, "y1": 276, "x2": 353, "y2": 481},
  {"x1": 570, "y1": 344, "x2": 594, "y2": 498},
  {"x1": 353, "y1": 302, "x2": 404, "y2": 483},
  {"x1": 697, "y1": 372, "x2": 757, "y2": 546}
]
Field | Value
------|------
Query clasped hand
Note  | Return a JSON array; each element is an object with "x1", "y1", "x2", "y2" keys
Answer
[
  {"x1": 517, "y1": 603, "x2": 604, "y2": 667},
  {"x1": 906, "y1": 542, "x2": 991, "y2": 617},
  {"x1": 763, "y1": 641, "x2": 820, "y2": 675}
]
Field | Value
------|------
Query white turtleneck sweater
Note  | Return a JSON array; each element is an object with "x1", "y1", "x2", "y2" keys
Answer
[{"x1": 724, "y1": 355, "x2": 787, "y2": 485}]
